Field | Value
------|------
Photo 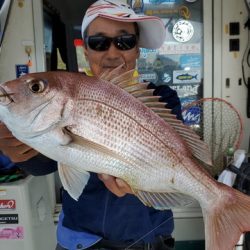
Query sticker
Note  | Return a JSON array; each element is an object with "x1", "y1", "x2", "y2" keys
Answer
[
  {"x1": 182, "y1": 105, "x2": 201, "y2": 126},
  {"x1": 173, "y1": 69, "x2": 201, "y2": 84},
  {"x1": 162, "y1": 73, "x2": 172, "y2": 83},
  {"x1": 172, "y1": 20, "x2": 194, "y2": 43},
  {"x1": 180, "y1": 95, "x2": 198, "y2": 107},
  {"x1": 15, "y1": 64, "x2": 29, "y2": 78},
  {"x1": 139, "y1": 48, "x2": 157, "y2": 59},
  {"x1": 0, "y1": 226, "x2": 24, "y2": 239},
  {"x1": 180, "y1": 55, "x2": 201, "y2": 68},
  {"x1": 139, "y1": 72, "x2": 158, "y2": 83},
  {"x1": 129, "y1": 0, "x2": 144, "y2": 13},
  {"x1": 178, "y1": 6, "x2": 191, "y2": 19},
  {"x1": 0, "y1": 214, "x2": 18, "y2": 224},
  {"x1": 170, "y1": 84, "x2": 200, "y2": 97},
  {"x1": 158, "y1": 43, "x2": 201, "y2": 55},
  {"x1": 0, "y1": 200, "x2": 16, "y2": 210}
]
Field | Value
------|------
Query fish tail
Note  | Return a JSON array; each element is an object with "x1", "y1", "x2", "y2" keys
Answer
[{"x1": 203, "y1": 183, "x2": 250, "y2": 250}]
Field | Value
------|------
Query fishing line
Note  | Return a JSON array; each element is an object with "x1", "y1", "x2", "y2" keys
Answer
[{"x1": 124, "y1": 215, "x2": 174, "y2": 249}]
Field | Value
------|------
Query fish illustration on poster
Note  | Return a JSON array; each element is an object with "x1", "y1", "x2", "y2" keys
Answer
[{"x1": 173, "y1": 69, "x2": 201, "y2": 84}]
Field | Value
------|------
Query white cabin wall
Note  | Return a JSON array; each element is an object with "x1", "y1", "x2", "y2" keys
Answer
[
  {"x1": 0, "y1": 0, "x2": 37, "y2": 83},
  {"x1": 0, "y1": 0, "x2": 56, "y2": 210},
  {"x1": 214, "y1": 0, "x2": 250, "y2": 151}
]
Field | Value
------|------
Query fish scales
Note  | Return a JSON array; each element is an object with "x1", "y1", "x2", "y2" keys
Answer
[
  {"x1": 71, "y1": 78, "x2": 187, "y2": 190},
  {"x1": 0, "y1": 71, "x2": 250, "y2": 250}
]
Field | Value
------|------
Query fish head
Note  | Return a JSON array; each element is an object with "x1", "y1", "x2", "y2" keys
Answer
[{"x1": 0, "y1": 72, "x2": 74, "y2": 139}]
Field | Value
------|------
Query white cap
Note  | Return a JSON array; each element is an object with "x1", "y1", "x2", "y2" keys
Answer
[{"x1": 81, "y1": 0, "x2": 166, "y2": 49}]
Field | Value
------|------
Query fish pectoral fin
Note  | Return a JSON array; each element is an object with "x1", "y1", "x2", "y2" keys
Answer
[
  {"x1": 52, "y1": 128, "x2": 72, "y2": 146},
  {"x1": 134, "y1": 190, "x2": 195, "y2": 210},
  {"x1": 58, "y1": 163, "x2": 90, "y2": 201}
]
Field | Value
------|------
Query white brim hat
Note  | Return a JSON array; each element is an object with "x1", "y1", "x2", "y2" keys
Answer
[{"x1": 81, "y1": 0, "x2": 166, "y2": 49}]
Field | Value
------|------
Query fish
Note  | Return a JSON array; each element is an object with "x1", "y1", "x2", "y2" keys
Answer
[
  {"x1": 176, "y1": 73, "x2": 198, "y2": 81},
  {"x1": 0, "y1": 71, "x2": 250, "y2": 250}
]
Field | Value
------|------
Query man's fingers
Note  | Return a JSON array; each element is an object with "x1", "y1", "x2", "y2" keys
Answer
[
  {"x1": 0, "y1": 138, "x2": 24, "y2": 147},
  {"x1": 0, "y1": 141, "x2": 38, "y2": 162},
  {"x1": 98, "y1": 174, "x2": 131, "y2": 197},
  {"x1": 115, "y1": 178, "x2": 133, "y2": 194},
  {"x1": 0, "y1": 123, "x2": 13, "y2": 138},
  {"x1": 0, "y1": 122, "x2": 38, "y2": 162},
  {"x1": 3, "y1": 148, "x2": 38, "y2": 163}
]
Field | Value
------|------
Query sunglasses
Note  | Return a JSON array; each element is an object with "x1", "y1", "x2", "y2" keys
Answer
[{"x1": 85, "y1": 34, "x2": 137, "y2": 51}]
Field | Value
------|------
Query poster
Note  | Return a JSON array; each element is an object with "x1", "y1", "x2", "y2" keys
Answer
[{"x1": 128, "y1": 0, "x2": 204, "y2": 113}]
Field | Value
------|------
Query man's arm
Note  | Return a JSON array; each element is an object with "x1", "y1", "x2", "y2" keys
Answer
[
  {"x1": 0, "y1": 122, "x2": 38, "y2": 162},
  {"x1": 0, "y1": 123, "x2": 57, "y2": 175}
]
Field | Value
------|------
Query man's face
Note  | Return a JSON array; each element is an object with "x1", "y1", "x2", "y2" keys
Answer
[{"x1": 84, "y1": 17, "x2": 140, "y2": 77}]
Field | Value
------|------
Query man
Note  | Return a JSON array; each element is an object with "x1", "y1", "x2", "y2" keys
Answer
[{"x1": 0, "y1": 1, "x2": 182, "y2": 249}]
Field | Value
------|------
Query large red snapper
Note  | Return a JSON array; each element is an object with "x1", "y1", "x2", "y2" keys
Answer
[{"x1": 0, "y1": 71, "x2": 250, "y2": 250}]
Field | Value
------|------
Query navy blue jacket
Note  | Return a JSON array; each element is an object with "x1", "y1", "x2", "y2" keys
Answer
[{"x1": 15, "y1": 83, "x2": 182, "y2": 244}]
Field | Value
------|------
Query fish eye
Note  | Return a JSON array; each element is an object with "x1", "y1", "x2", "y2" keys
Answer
[{"x1": 27, "y1": 79, "x2": 47, "y2": 93}]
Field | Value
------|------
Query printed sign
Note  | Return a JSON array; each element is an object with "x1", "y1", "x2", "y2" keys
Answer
[
  {"x1": 170, "y1": 84, "x2": 200, "y2": 97},
  {"x1": 0, "y1": 226, "x2": 24, "y2": 239},
  {"x1": 0, "y1": 214, "x2": 18, "y2": 224},
  {"x1": 0, "y1": 200, "x2": 16, "y2": 210},
  {"x1": 139, "y1": 48, "x2": 157, "y2": 59},
  {"x1": 173, "y1": 69, "x2": 201, "y2": 84},
  {"x1": 158, "y1": 43, "x2": 201, "y2": 55},
  {"x1": 15, "y1": 64, "x2": 29, "y2": 78}
]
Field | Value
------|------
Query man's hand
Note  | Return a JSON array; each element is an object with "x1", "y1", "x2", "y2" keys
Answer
[
  {"x1": 98, "y1": 174, "x2": 133, "y2": 197},
  {"x1": 0, "y1": 123, "x2": 38, "y2": 162}
]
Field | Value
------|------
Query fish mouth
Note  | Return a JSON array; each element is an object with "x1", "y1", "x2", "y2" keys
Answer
[{"x1": 0, "y1": 85, "x2": 14, "y2": 105}]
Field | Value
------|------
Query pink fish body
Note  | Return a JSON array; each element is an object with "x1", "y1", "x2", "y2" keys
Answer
[{"x1": 0, "y1": 71, "x2": 250, "y2": 250}]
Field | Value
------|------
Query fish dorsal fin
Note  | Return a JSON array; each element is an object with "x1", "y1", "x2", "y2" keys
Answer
[
  {"x1": 100, "y1": 67, "x2": 136, "y2": 87},
  {"x1": 100, "y1": 68, "x2": 212, "y2": 166},
  {"x1": 134, "y1": 190, "x2": 195, "y2": 209}
]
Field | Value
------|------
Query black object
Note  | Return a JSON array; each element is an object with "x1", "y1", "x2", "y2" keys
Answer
[
  {"x1": 229, "y1": 22, "x2": 240, "y2": 35},
  {"x1": 229, "y1": 39, "x2": 240, "y2": 51},
  {"x1": 247, "y1": 77, "x2": 250, "y2": 118},
  {"x1": 230, "y1": 163, "x2": 250, "y2": 194},
  {"x1": 0, "y1": 166, "x2": 27, "y2": 183}
]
